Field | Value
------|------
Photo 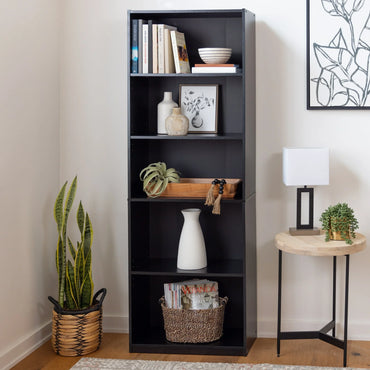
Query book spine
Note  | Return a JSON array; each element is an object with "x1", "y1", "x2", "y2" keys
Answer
[
  {"x1": 194, "y1": 63, "x2": 236, "y2": 67},
  {"x1": 191, "y1": 67, "x2": 237, "y2": 73},
  {"x1": 142, "y1": 24, "x2": 148, "y2": 74},
  {"x1": 152, "y1": 24, "x2": 158, "y2": 73},
  {"x1": 170, "y1": 30, "x2": 180, "y2": 74},
  {"x1": 148, "y1": 20, "x2": 153, "y2": 73},
  {"x1": 164, "y1": 28, "x2": 175, "y2": 73},
  {"x1": 138, "y1": 19, "x2": 143, "y2": 73},
  {"x1": 131, "y1": 19, "x2": 138, "y2": 73},
  {"x1": 157, "y1": 24, "x2": 164, "y2": 73}
]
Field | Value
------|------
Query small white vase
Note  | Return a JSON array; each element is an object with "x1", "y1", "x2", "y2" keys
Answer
[
  {"x1": 157, "y1": 92, "x2": 178, "y2": 135},
  {"x1": 177, "y1": 208, "x2": 207, "y2": 270}
]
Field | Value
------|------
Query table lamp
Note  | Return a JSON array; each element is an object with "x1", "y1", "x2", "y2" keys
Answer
[{"x1": 283, "y1": 147, "x2": 329, "y2": 235}]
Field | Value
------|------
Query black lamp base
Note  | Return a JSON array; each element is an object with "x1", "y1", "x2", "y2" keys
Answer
[{"x1": 289, "y1": 227, "x2": 321, "y2": 236}]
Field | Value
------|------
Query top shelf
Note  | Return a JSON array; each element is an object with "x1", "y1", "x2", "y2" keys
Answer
[{"x1": 128, "y1": 9, "x2": 247, "y2": 19}]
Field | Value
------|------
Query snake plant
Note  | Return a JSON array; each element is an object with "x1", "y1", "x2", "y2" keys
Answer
[
  {"x1": 54, "y1": 176, "x2": 94, "y2": 309},
  {"x1": 139, "y1": 162, "x2": 180, "y2": 198}
]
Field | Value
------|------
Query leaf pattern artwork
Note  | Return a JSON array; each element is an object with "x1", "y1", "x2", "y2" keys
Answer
[
  {"x1": 182, "y1": 90, "x2": 214, "y2": 129},
  {"x1": 311, "y1": 0, "x2": 370, "y2": 107}
]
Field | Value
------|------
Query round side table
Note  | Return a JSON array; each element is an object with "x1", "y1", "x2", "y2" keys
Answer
[{"x1": 274, "y1": 231, "x2": 366, "y2": 367}]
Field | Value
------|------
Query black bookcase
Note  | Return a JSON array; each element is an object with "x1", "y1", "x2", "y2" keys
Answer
[{"x1": 127, "y1": 9, "x2": 256, "y2": 356}]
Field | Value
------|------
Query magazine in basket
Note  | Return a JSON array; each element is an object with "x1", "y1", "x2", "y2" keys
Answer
[{"x1": 164, "y1": 279, "x2": 219, "y2": 310}]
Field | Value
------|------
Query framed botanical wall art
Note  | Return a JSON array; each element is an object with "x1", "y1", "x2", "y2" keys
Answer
[
  {"x1": 307, "y1": 0, "x2": 370, "y2": 109},
  {"x1": 179, "y1": 84, "x2": 218, "y2": 133}
]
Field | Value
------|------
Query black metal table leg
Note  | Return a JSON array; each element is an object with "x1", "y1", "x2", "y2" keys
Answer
[
  {"x1": 332, "y1": 256, "x2": 336, "y2": 338},
  {"x1": 343, "y1": 254, "x2": 350, "y2": 367},
  {"x1": 277, "y1": 250, "x2": 282, "y2": 357}
]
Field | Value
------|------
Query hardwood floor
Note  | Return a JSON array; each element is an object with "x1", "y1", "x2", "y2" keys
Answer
[{"x1": 11, "y1": 334, "x2": 370, "y2": 369}]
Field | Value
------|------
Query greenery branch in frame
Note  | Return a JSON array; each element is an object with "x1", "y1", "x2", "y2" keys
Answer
[{"x1": 319, "y1": 202, "x2": 359, "y2": 245}]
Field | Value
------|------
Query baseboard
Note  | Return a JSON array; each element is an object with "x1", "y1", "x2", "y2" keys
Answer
[
  {"x1": 103, "y1": 315, "x2": 129, "y2": 333},
  {"x1": 258, "y1": 318, "x2": 370, "y2": 340},
  {"x1": 0, "y1": 321, "x2": 52, "y2": 370},
  {"x1": 1, "y1": 314, "x2": 128, "y2": 369}
]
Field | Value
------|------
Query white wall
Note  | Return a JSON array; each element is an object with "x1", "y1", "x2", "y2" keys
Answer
[
  {"x1": 60, "y1": 0, "x2": 370, "y2": 340},
  {"x1": 0, "y1": 1, "x2": 60, "y2": 369},
  {"x1": 4, "y1": 0, "x2": 370, "y2": 367}
]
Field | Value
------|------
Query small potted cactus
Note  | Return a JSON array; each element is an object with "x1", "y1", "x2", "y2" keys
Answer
[{"x1": 48, "y1": 176, "x2": 106, "y2": 356}]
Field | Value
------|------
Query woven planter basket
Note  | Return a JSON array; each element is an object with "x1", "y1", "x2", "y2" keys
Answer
[
  {"x1": 160, "y1": 296, "x2": 228, "y2": 343},
  {"x1": 48, "y1": 288, "x2": 106, "y2": 356}
]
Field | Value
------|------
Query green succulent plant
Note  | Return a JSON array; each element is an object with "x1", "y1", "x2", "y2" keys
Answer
[
  {"x1": 319, "y1": 203, "x2": 359, "y2": 245},
  {"x1": 139, "y1": 161, "x2": 180, "y2": 198},
  {"x1": 54, "y1": 176, "x2": 94, "y2": 309}
]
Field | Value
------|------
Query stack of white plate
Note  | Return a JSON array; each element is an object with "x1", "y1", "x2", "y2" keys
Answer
[{"x1": 198, "y1": 48, "x2": 232, "y2": 64}]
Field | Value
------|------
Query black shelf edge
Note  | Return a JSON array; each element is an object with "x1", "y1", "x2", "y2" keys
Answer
[
  {"x1": 130, "y1": 73, "x2": 243, "y2": 78},
  {"x1": 129, "y1": 9, "x2": 246, "y2": 16},
  {"x1": 131, "y1": 258, "x2": 244, "y2": 277},
  {"x1": 131, "y1": 327, "x2": 245, "y2": 356},
  {"x1": 130, "y1": 134, "x2": 243, "y2": 140},
  {"x1": 129, "y1": 197, "x2": 243, "y2": 203}
]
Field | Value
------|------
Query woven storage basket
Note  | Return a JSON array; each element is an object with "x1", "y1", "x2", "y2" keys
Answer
[
  {"x1": 48, "y1": 288, "x2": 106, "y2": 356},
  {"x1": 160, "y1": 296, "x2": 228, "y2": 343}
]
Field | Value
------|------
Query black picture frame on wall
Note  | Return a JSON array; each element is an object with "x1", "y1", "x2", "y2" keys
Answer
[{"x1": 307, "y1": 0, "x2": 370, "y2": 109}]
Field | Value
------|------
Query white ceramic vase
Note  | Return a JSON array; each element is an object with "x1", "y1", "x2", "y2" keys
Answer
[
  {"x1": 177, "y1": 208, "x2": 207, "y2": 270},
  {"x1": 157, "y1": 92, "x2": 178, "y2": 134}
]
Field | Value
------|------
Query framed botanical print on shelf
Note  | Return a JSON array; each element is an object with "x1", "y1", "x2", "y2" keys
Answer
[
  {"x1": 307, "y1": 0, "x2": 370, "y2": 109},
  {"x1": 179, "y1": 84, "x2": 218, "y2": 133}
]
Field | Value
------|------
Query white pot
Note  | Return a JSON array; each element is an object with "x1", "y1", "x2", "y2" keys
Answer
[
  {"x1": 177, "y1": 208, "x2": 207, "y2": 270},
  {"x1": 157, "y1": 92, "x2": 178, "y2": 135}
]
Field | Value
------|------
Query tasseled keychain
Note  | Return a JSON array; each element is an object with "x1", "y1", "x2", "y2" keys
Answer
[
  {"x1": 212, "y1": 179, "x2": 226, "y2": 215},
  {"x1": 205, "y1": 179, "x2": 219, "y2": 206}
]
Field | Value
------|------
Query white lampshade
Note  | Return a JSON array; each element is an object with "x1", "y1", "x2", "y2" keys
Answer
[{"x1": 283, "y1": 147, "x2": 329, "y2": 186}]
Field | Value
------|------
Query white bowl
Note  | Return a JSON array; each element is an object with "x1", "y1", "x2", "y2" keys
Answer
[{"x1": 198, "y1": 48, "x2": 232, "y2": 64}]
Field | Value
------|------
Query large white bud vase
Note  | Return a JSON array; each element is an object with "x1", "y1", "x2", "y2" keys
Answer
[
  {"x1": 157, "y1": 91, "x2": 178, "y2": 134},
  {"x1": 177, "y1": 208, "x2": 207, "y2": 270}
]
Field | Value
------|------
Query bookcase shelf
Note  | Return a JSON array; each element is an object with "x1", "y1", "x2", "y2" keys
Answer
[
  {"x1": 128, "y1": 8, "x2": 256, "y2": 356},
  {"x1": 131, "y1": 72, "x2": 243, "y2": 77},
  {"x1": 131, "y1": 258, "x2": 244, "y2": 277},
  {"x1": 130, "y1": 133, "x2": 243, "y2": 140}
]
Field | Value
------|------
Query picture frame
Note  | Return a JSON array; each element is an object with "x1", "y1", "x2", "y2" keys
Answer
[
  {"x1": 307, "y1": 0, "x2": 370, "y2": 109},
  {"x1": 179, "y1": 84, "x2": 218, "y2": 133}
]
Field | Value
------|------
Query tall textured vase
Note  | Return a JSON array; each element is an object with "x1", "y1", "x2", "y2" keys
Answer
[
  {"x1": 157, "y1": 91, "x2": 178, "y2": 134},
  {"x1": 177, "y1": 208, "x2": 207, "y2": 270}
]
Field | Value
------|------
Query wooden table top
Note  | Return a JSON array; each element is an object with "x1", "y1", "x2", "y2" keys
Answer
[{"x1": 274, "y1": 230, "x2": 366, "y2": 256}]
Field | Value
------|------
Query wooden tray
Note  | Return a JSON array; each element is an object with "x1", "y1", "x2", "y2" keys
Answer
[{"x1": 160, "y1": 178, "x2": 241, "y2": 198}]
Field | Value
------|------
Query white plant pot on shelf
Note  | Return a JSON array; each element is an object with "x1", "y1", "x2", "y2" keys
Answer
[{"x1": 177, "y1": 208, "x2": 207, "y2": 270}]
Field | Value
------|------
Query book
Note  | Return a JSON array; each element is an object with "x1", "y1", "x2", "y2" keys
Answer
[
  {"x1": 170, "y1": 30, "x2": 190, "y2": 74},
  {"x1": 142, "y1": 23, "x2": 149, "y2": 73},
  {"x1": 191, "y1": 66, "x2": 238, "y2": 73},
  {"x1": 131, "y1": 19, "x2": 138, "y2": 73},
  {"x1": 152, "y1": 24, "x2": 158, "y2": 73},
  {"x1": 164, "y1": 28, "x2": 175, "y2": 73},
  {"x1": 194, "y1": 64, "x2": 237, "y2": 67},
  {"x1": 148, "y1": 20, "x2": 153, "y2": 73},
  {"x1": 164, "y1": 279, "x2": 219, "y2": 310},
  {"x1": 181, "y1": 280, "x2": 219, "y2": 310},
  {"x1": 157, "y1": 24, "x2": 177, "y2": 73},
  {"x1": 138, "y1": 19, "x2": 144, "y2": 73}
]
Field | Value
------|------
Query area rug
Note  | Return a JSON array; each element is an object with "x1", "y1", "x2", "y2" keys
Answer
[{"x1": 70, "y1": 358, "x2": 360, "y2": 370}]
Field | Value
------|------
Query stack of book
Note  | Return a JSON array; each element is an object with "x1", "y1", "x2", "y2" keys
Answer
[
  {"x1": 191, "y1": 64, "x2": 240, "y2": 73},
  {"x1": 131, "y1": 19, "x2": 190, "y2": 74},
  {"x1": 163, "y1": 279, "x2": 219, "y2": 310}
]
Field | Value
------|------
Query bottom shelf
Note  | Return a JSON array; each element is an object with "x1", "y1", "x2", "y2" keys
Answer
[{"x1": 131, "y1": 327, "x2": 246, "y2": 356}]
